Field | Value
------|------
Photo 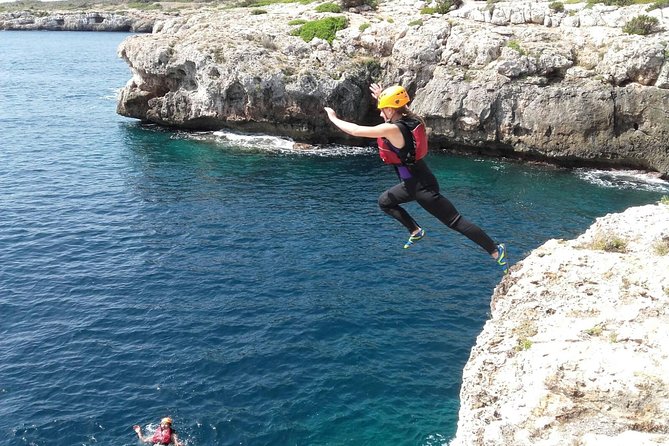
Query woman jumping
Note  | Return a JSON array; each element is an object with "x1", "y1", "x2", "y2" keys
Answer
[{"x1": 324, "y1": 84, "x2": 509, "y2": 274}]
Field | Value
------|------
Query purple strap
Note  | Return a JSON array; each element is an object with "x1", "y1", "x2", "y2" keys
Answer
[{"x1": 397, "y1": 166, "x2": 412, "y2": 180}]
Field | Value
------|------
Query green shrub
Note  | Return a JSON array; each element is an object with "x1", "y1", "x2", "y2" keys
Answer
[
  {"x1": 647, "y1": 0, "x2": 669, "y2": 10},
  {"x1": 515, "y1": 338, "x2": 533, "y2": 351},
  {"x1": 290, "y1": 16, "x2": 348, "y2": 43},
  {"x1": 588, "y1": 0, "x2": 633, "y2": 6},
  {"x1": 315, "y1": 2, "x2": 342, "y2": 12},
  {"x1": 408, "y1": 18, "x2": 424, "y2": 26},
  {"x1": 486, "y1": 0, "x2": 503, "y2": 11},
  {"x1": 506, "y1": 40, "x2": 526, "y2": 55},
  {"x1": 623, "y1": 14, "x2": 660, "y2": 34},
  {"x1": 288, "y1": 18, "x2": 308, "y2": 25},
  {"x1": 251, "y1": 8, "x2": 267, "y2": 13},
  {"x1": 438, "y1": 0, "x2": 462, "y2": 12},
  {"x1": 661, "y1": 195, "x2": 669, "y2": 205},
  {"x1": 549, "y1": 1, "x2": 565, "y2": 12},
  {"x1": 419, "y1": 0, "x2": 462, "y2": 14},
  {"x1": 359, "y1": 22, "x2": 370, "y2": 31}
]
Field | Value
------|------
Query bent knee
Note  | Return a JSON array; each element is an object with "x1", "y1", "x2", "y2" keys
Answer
[{"x1": 378, "y1": 192, "x2": 391, "y2": 210}]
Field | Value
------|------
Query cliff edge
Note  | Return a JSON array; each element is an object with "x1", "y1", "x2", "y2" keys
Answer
[{"x1": 452, "y1": 201, "x2": 669, "y2": 446}]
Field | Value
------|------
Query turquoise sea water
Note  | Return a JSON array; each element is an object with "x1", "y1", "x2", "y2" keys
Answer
[{"x1": 1, "y1": 31, "x2": 668, "y2": 446}]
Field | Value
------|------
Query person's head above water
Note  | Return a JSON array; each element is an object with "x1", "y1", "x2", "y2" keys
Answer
[
  {"x1": 377, "y1": 85, "x2": 410, "y2": 109},
  {"x1": 133, "y1": 416, "x2": 181, "y2": 445}
]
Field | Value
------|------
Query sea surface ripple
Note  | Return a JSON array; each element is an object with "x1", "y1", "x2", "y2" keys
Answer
[{"x1": 1, "y1": 31, "x2": 667, "y2": 446}]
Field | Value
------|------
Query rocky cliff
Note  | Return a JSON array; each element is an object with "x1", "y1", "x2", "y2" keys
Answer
[
  {"x1": 452, "y1": 201, "x2": 669, "y2": 446},
  {"x1": 0, "y1": 10, "x2": 160, "y2": 32},
  {"x1": 114, "y1": 0, "x2": 669, "y2": 177}
]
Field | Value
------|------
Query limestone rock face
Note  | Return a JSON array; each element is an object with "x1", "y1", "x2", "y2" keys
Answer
[
  {"x1": 0, "y1": 10, "x2": 159, "y2": 32},
  {"x1": 117, "y1": 7, "x2": 376, "y2": 141},
  {"x1": 452, "y1": 202, "x2": 669, "y2": 446},
  {"x1": 115, "y1": 0, "x2": 669, "y2": 176}
]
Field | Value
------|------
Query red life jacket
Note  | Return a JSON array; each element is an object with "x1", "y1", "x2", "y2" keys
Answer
[
  {"x1": 151, "y1": 426, "x2": 172, "y2": 445},
  {"x1": 377, "y1": 118, "x2": 428, "y2": 165}
]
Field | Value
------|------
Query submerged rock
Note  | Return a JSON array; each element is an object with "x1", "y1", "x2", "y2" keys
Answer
[{"x1": 452, "y1": 202, "x2": 669, "y2": 446}]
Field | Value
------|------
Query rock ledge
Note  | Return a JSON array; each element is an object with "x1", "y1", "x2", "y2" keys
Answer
[{"x1": 453, "y1": 202, "x2": 669, "y2": 446}]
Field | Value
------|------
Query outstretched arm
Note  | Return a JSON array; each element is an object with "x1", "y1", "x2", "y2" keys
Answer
[
  {"x1": 133, "y1": 425, "x2": 150, "y2": 443},
  {"x1": 324, "y1": 107, "x2": 403, "y2": 143}
]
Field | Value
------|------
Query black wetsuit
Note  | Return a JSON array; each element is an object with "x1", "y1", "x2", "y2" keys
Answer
[{"x1": 377, "y1": 120, "x2": 498, "y2": 255}]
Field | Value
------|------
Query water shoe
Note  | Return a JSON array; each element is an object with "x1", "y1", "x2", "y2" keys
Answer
[
  {"x1": 496, "y1": 243, "x2": 509, "y2": 274},
  {"x1": 403, "y1": 228, "x2": 425, "y2": 249}
]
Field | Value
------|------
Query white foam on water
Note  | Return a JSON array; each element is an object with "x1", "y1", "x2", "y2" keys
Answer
[
  {"x1": 101, "y1": 87, "x2": 123, "y2": 101},
  {"x1": 212, "y1": 130, "x2": 295, "y2": 151},
  {"x1": 575, "y1": 168, "x2": 669, "y2": 193},
  {"x1": 178, "y1": 130, "x2": 374, "y2": 157},
  {"x1": 423, "y1": 432, "x2": 451, "y2": 446}
]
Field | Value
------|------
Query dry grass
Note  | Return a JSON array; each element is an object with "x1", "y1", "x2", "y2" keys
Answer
[
  {"x1": 583, "y1": 233, "x2": 628, "y2": 253},
  {"x1": 513, "y1": 319, "x2": 538, "y2": 351},
  {"x1": 584, "y1": 324, "x2": 603, "y2": 336},
  {"x1": 653, "y1": 237, "x2": 669, "y2": 256}
]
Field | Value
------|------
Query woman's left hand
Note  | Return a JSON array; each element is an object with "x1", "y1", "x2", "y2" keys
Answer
[
  {"x1": 324, "y1": 107, "x2": 337, "y2": 121},
  {"x1": 370, "y1": 83, "x2": 382, "y2": 99}
]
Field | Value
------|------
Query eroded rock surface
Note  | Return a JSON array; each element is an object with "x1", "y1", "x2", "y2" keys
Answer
[
  {"x1": 114, "y1": 0, "x2": 669, "y2": 175},
  {"x1": 0, "y1": 10, "x2": 159, "y2": 32},
  {"x1": 453, "y1": 202, "x2": 669, "y2": 446}
]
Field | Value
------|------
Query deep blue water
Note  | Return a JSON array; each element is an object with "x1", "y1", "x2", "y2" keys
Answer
[{"x1": 1, "y1": 30, "x2": 668, "y2": 446}]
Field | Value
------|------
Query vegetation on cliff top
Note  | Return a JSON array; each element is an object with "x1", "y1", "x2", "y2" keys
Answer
[
  {"x1": 623, "y1": 14, "x2": 661, "y2": 34},
  {"x1": 290, "y1": 15, "x2": 348, "y2": 43},
  {"x1": 2, "y1": 0, "x2": 666, "y2": 15}
]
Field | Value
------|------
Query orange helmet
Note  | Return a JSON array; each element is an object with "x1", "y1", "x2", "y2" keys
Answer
[{"x1": 377, "y1": 85, "x2": 410, "y2": 109}]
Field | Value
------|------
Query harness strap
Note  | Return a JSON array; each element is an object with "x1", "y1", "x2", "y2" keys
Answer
[{"x1": 394, "y1": 120, "x2": 417, "y2": 165}]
